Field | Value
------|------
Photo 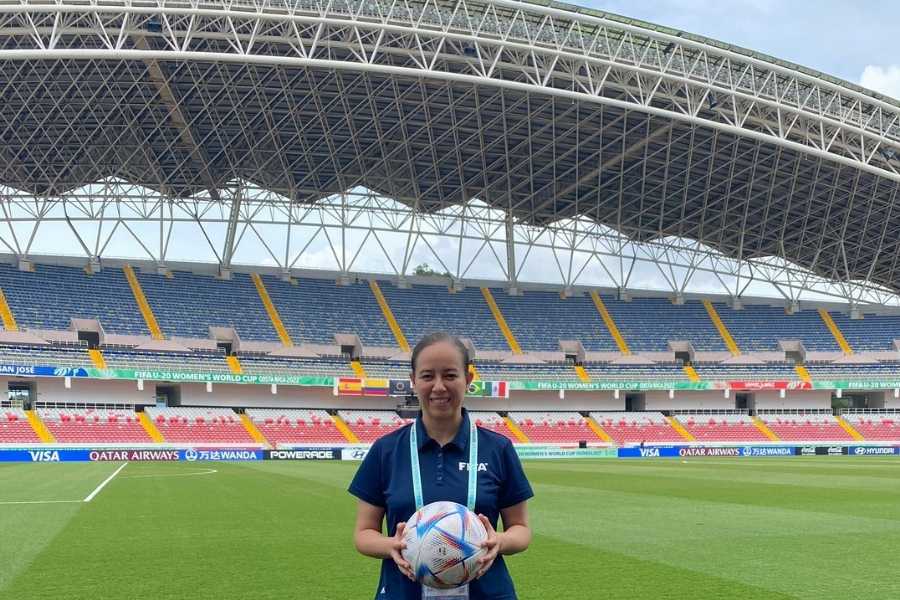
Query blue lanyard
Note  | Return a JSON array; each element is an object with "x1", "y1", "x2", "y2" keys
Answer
[{"x1": 409, "y1": 417, "x2": 478, "y2": 511}]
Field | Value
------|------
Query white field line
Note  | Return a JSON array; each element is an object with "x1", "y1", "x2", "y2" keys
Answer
[
  {"x1": 83, "y1": 462, "x2": 128, "y2": 503},
  {"x1": 0, "y1": 499, "x2": 83, "y2": 505},
  {"x1": 121, "y1": 469, "x2": 218, "y2": 479}
]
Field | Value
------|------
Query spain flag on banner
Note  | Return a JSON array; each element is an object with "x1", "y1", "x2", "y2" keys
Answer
[{"x1": 336, "y1": 377, "x2": 363, "y2": 396}]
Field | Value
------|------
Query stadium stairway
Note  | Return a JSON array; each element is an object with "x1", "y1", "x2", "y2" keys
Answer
[
  {"x1": 88, "y1": 348, "x2": 107, "y2": 369},
  {"x1": 751, "y1": 416, "x2": 780, "y2": 441},
  {"x1": 330, "y1": 413, "x2": 360, "y2": 443},
  {"x1": 574, "y1": 365, "x2": 591, "y2": 382},
  {"x1": 481, "y1": 288, "x2": 523, "y2": 354},
  {"x1": 503, "y1": 416, "x2": 530, "y2": 442},
  {"x1": 239, "y1": 413, "x2": 271, "y2": 447},
  {"x1": 682, "y1": 365, "x2": 700, "y2": 382},
  {"x1": 589, "y1": 291, "x2": 630, "y2": 354},
  {"x1": 0, "y1": 287, "x2": 18, "y2": 331},
  {"x1": 25, "y1": 410, "x2": 56, "y2": 443},
  {"x1": 584, "y1": 416, "x2": 614, "y2": 443},
  {"x1": 702, "y1": 300, "x2": 741, "y2": 356},
  {"x1": 835, "y1": 416, "x2": 865, "y2": 441},
  {"x1": 818, "y1": 308, "x2": 853, "y2": 354},
  {"x1": 138, "y1": 412, "x2": 165, "y2": 442},
  {"x1": 351, "y1": 360, "x2": 367, "y2": 378},
  {"x1": 369, "y1": 280, "x2": 410, "y2": 351},
  {"x1": 794, "y1": 364, "x2": 812, "y2": 384},
  {"x1": 667, "y1": 416, "x2": 696, "y2": 441},
  {"x1": 122, "y1": 264, "x2": 164, "y2": 339},
  {"x1": 250, "y1": 273, "x2": 294, "y2": 346},
  {"x1": 225, "y1": 355, "x2": 243, "y2": 374}
]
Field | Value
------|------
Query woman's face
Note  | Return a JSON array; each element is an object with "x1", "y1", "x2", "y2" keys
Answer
[{"x1": 411, "y1": 341, "x2": 472, "y2": 421}]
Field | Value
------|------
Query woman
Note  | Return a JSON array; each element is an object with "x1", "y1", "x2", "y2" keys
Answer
[{"x1": 349, "y1": 332, "x2": 533, "y2": 599}]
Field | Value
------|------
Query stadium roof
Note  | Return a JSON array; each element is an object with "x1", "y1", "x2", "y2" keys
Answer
[{"x1": 0, "y1": 0, "x2": 899, "y2": 293}]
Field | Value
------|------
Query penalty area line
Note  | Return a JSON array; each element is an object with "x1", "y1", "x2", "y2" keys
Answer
[{"x1": 83, "y1": 462, "x2": 128, "y2": 503}]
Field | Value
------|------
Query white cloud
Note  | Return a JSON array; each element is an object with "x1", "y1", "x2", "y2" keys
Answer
[{"x1": 859, "y1": 65, "x2": 900, "y2": 101}]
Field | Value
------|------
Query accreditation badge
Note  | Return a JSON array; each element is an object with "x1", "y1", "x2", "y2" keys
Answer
[{"x1": 422, "y1": 584, "x2": 469, "y2": 599}]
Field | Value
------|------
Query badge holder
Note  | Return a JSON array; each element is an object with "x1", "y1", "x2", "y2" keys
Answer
[{"x1": 423, "y1": 584, "x2": 469, "y2": 599}]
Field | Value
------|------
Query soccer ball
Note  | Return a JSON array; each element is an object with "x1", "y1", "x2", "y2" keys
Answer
[{"x1": 401, "y1": 501, "x2": 488, "y2": 589}]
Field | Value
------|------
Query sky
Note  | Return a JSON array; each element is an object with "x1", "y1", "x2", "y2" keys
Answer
[{"x1": 583, "y1": 0, "x2": 900, "y2": 101}]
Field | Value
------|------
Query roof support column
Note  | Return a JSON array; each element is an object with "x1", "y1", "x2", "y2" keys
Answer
[
  {"x1": 506, "y1": 214, "x2": 519, "y2": 295},
  {"x1": 220, "y1": 186, "x2": 243, "y2": 278}
]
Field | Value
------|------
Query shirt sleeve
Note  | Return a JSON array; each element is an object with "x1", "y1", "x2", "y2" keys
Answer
[
  {"x1": 347, "y1": 440, "x2": 385, "y2": 507},
  {"x1": 497, "y1": 440, "x2": 534, "y2": 509}
]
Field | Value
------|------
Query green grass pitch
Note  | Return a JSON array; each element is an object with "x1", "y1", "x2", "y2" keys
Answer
[{"x1": 1, "y1": 457, "x2": 899, "y2": 599}]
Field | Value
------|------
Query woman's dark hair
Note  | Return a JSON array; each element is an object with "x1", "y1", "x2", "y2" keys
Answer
[{"x1": 410, "y1": 332, "x2": 470, "y2": 373}]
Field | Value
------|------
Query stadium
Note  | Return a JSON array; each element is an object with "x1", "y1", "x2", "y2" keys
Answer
[{"x1": 1, "y1": 0, "x2": 899, "y2": 598}]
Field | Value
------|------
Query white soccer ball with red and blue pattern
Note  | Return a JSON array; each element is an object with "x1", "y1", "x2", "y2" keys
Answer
[{"x1": 401, "y1": 501, "x2": 487, "y2": 589}]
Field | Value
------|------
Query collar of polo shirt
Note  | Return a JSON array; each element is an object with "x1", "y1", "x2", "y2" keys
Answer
[{"x1": 415, "y1": 407, "x2": 472, "y2": 451}]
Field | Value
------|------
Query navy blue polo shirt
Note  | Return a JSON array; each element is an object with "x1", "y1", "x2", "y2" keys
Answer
[{"x1": 348, "y1": 408, "x2": 534, "y2": 600}]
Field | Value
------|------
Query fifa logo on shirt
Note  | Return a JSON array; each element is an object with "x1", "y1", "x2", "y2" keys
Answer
[{"x1": 459, "y1": 461, "x2": 488, "y2": 472}]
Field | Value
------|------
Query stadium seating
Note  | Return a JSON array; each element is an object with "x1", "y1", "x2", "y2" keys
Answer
[
  {"x1": 711, "y1": 303, "x2": 842, "y2": 352},
  {"x1": 145, "y1": 407, "x2": 256, "y2": 445},
  {"x1": 245, "y1": 408, "x2": 348, "y2": 445},
  {"x1": 841, "y1": 413, "x2": 900, "y2": 441},
  {"x1": 0, "y1": 409, "x2": 41, "y2": 443},
  {"x1": 0, "y1": 263, "x2": 147, "y2": 335},
  {"x1": 675, "y1": 413, "x2": 770, "y2": 442},
  {"x1": 338, "y1": 410, "x2": 410, "y2": 442},
  {"x1": 37, "y1": 408, "x2": 152, "y2": 444},
  {"x1": 757, "y1": 413, "x2": 853, "y2": 441},
  {"x1": 468, "y1": 412, "x2": 519, "y2": 442},
  {"x1": 589, "y1": 412, "x2": 685, "y2": 444},
  {"x1": 508, "y1": 412, "x2": 598, "y2": 443}
]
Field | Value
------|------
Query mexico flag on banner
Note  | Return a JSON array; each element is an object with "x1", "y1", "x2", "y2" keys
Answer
[{"x1": 467, "y1": 380, "x2": 509, "y2": 398}]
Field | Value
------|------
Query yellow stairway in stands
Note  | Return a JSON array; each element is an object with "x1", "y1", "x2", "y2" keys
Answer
[
  {"x1": 667, "y1": 416, "x2": 695, "y2": 441},
  {"x1": 503, "y1": 416, "x2": 530, "y2": 442},
  {"x1": 332, "y1": 413, "x2": 360, "y2": 443},
  {"x1": 590, "y1": 292, "x2": 630, "y2": 354},
  {"x1": 88, "y1": 349, "x2": 107, "y2": 369},
  {"x1": 240, "y1": 413, "x2": 271, "y2": 447},
  {"x1": 122, "y1": 265, "x2": 164, "y2": 340},
  {"x1": 836, "y1": 416, "x2": 865, "y2": 441},
  {"x1": 25, "y1": 410, "x2": 55, "y2": 443},
  {"x1": 138, "y1": 412, "x2": 165, "y2": 443},
  {"x1": 818, "y1": 309, "x2": 854, "y2": 355},
  {"x1": 481, "y1": 288, "x2": 522, "y2": 354},
  {"x1": 351, "y1": 360, "x2": 367, "y2": 378},
  {"x1": 702, "y1": 300, "x2": 741, "y2": 356},
  {"x1": 574, "y1": 365, "x2": 591, "y2": 382},
  {"x1": 0, "y1": 288, "x2": 18, "y2": 331},
  {"x1": 585, "y1": 416, "x2": 614, "y2": 443},
  {"x1": 369, "y1": 280, "x2": 410, "y2": 352},
  {"x1": 250, "y1": 273, "x2": 293, "y2": 347},
  {"x1": 751, "y1": 416, "x2": 780, "y2": 441},
  {"x1": 683, "y1": 365, "x2": 700, "y2": 382},
  {"x1": 226, "y1": 355, "x2": 243, "y2": 374},
  {"x1": 794, "y1": 365, "x2": 812, "y2": 384}
]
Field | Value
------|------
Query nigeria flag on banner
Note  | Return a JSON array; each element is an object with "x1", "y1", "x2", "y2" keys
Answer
[{"x1": 467, "y1": 381, "x2": 508, "y2": 398}]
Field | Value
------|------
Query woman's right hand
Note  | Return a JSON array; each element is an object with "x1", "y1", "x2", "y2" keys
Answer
[{"x1": 390, "y1": 521, "x2": 415, "y2": 581}]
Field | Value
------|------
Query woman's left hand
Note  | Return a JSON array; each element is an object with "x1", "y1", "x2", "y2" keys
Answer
[{"x1": 475, "y1": 514, "x2": 502, "y2": 579}]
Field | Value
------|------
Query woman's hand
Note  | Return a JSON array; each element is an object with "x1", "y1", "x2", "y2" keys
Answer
[
  {"x1": 390, "y1": 521, "x2": 415, "y2": 581},
  {"x1": 475, "y1": 514, "x2": 502, "y2": 579}
]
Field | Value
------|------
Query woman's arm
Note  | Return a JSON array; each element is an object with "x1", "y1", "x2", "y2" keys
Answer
[
  {"x1": 353, "y1": 499, "x2": 415, "y2": 580},
  {"x1": 496, "y1": 500, "x2": 531, "y2": 555},
  {"x1": 475, "y1": 500, "x2": 531, "y2": 577}
]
